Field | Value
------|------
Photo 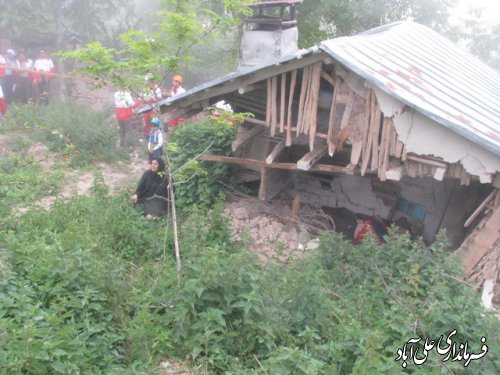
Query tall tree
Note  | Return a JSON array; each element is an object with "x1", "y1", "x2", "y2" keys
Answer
[{"x1": 296, "y1": 0, "x2": 457, "y2": 47}]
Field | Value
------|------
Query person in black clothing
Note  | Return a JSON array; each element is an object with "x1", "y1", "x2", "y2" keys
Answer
[{"x1": 131, "y1": 157, "x2": 169, "y2": 216}]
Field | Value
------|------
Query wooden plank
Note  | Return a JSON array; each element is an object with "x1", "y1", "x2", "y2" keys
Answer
[
  {"x1": 270, "y1": 76, "x2": 278, "y2": 136},
  {"x1": 394, "y1": 140, "x2": 404, "y2": 158},
  {"x1": 280, "y1": 73, "x2": 286, "y2": 134},
  {"x1": 266, "y1": 139, "x2": 286, "y2": 164},
  {"x1": 231, "y1": 125, "x2": 265, "y2": 152},
  {"x1": 350, "y1": 140, "x2": 363, "y2": 166},
  {"x1": 320, "y1": 69, "x2": 336, "y2": 87},
  {"x1": 405, "y1": 154, "x2": 448, "y2": 169},
  {"x1": 463, "y1": 192, "x2": 496, "y2": 227},
  {"x1": 201, "y1": 154, "x2": 350, "y2": 174},
  {"x1": 308, "y1": 63, "x2": 323, "y2": 150},
  {"x1": 377, "y1": 117, "x2": 389, "y2": 180},
  {"x1": 244, "y1": 117, "x2": 267, "y2": 126},
  {"x1": 326, "y1": 79, "x2": 339, "y2": 156},
  {"x1": 380, "y1": 117, "x2": 392, "y2": 181},
  {"x1": 258, "y1": 140, "x2": 271, "y2": 200},
  {"x1": 266, "y1": 78, "x2": 271, "y2": 127},
  {"x1": 297, "y1": 145, "x2": 328, "y2": 171},
  {"x1": 286, "y1": 70, "x2": 297, "y2": 146},
  {"x1": 370, "y1": 101, "x2": 381, "y2": 172},
  {"x1": 360, "y1": 89, "x2": 374, "y2": 176},
  {"x1": 296, "y1": 65, "x2": 310, "y2": 136}
]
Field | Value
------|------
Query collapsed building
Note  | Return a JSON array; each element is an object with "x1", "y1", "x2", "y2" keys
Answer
[{"x1": 153, "y1": 1, "x2": 500, "y2": 299}]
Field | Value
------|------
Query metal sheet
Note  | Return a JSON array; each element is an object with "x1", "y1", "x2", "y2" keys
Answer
[{"x1": 320, "y1": 21, "x2": 500, "y2": 156}]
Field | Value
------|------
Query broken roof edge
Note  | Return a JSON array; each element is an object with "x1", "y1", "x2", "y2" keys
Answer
[
  {"x1": 320, "y1": 42, "x2": 500, "y2": 158},
  {"x1": 319, "y1": 21, "x2": 500, "y2": 157}
]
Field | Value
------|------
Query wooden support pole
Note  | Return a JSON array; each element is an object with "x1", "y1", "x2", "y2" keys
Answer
[
  {"x1": 270, "y1": 76, "x2": 278, "y2": 136},
  {"x1": 360, "y1": 89, "x2": 373, "y2": 176},
  {"x1": 280, "y1": 72, "x2": 286, "y2": 134},
  {"x1": 258, "y1": 140, "x2": 271, "y2": 200},
  {"x1": 308, "y1": 63, "x2": 322, "y2": 151},
  {"x1": 370, "y1": 100, "x2": 381, "y2": 172},
  {"x1": 296, "y1": 66, "x2": 310, "y2": 136},
  {"x1": 201, "y1": 154, "x2": 350, "y2": 174},
  {"x1": 286, "y1": 70, "x2": 297, "y2": 146},
  {"x1": 266, "y1": 78, "x2": 272, "y2": 127},
  {"x1": 326, "y1": 78, "x2": 338, "y2": 156}
]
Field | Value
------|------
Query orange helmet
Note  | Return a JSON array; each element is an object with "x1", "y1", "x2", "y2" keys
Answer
[{"x1": 172, "y1": 74, "x2": 183, "y2": 83}]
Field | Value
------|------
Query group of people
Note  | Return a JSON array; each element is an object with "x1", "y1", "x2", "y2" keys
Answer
[
  {"x1": 120, "y1": 74, "x2": 186, "y2": 217},
  {"x1": 114, "y1": 74, "x2": 186, "y2": 152},
  {"x1": 0, "y1": 48, "x2": 56, "y2": 116}
]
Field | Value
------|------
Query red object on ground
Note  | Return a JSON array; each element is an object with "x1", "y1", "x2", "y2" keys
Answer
[{"x1": 168, "y1": 117, "x2": 186, "y2": 128}]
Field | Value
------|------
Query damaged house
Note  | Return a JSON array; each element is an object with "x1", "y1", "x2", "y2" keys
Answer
[{"x1": 154, "y1": 1, "x2": 500, "y2": 298}]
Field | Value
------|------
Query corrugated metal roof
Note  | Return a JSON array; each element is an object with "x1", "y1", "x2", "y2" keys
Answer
[{"x1": 319, "y1": 21, "x2": 500, "y2": 156}]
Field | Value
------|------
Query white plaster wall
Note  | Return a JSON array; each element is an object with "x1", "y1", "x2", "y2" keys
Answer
[
  {"x1": 291, "y1": 173, "x2": 461, "y2": 243},
  {"x1": 374, "y1": 88, "x2": 500, "y2": 183}
]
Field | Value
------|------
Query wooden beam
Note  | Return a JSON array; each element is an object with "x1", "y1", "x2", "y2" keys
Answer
[
  {"x1": 321, "y1": 70, "x2": 336, "y2": 86},
  {"x1": 308, "y1": 62, "x2": 322, "y2": 150},
  {"x1": 297, "y1": 145, "x2": 328, "y2": 171},
  {"x1": 244, "y1": 117, "x2": 266, "y2": 126},
  {"x1": 259, "y1": 140, "x2": 271, "y2": 200},
  {"x1": 286, "y1": 70, "x2": 297, "y2": 146},
  {"x1": 201, "y1": 154, "x2": 349, "y2": 174},
  {"x1": 326, "y1": 77, "x2": 339, "y2": 156},
  {"x1": 266, "y1": 139, "x2": 286, "y2": 164},
  {"x1": 464, "y1": 190, "x2": 497, "y2": 227},
  {"x1": 280, "y1": 72, "x2": 286, "y2": 134},
  {"x1": 405, "y1": 154, "x2": 448, "y2": 169},
  {"x1": 231, "y1": 125, "x2": 265, "y2": 152}
]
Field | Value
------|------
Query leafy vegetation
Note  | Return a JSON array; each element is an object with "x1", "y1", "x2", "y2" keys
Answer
[
  {"x1": 167, "y1": 112, "x2": 239, "y2": 210},
  {"x1": 1, "y1": 176, "x2": 498, "y2": 374},
  {"x1": 2, "y1": 101, "x2": 122, "y2": 166},
  {"x1": 0, "y1": 111, "x2": 498, "y2": 373}
]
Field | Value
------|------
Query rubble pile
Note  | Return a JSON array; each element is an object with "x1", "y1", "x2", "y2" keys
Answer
[{"x1": 223, "y1": 196, "x2": 325, "y2": 263}]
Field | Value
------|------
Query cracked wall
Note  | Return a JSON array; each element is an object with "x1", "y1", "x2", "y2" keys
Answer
[
  {"x1": 290, "y1": 173, "x2": 484, "y2": 244},
  {"x1": 374, "y1": 88, "x2": 500, "y2": 183}
]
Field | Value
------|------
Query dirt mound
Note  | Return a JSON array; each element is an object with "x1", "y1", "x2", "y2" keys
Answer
[{"x1": 223, "y1": 195, "x2": 325, "y2": 263}]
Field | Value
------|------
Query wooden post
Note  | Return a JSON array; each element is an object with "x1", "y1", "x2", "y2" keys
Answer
[
  {"x1": 266, "y1": 78, "x2": 272, "y2": 127},
  {"x1": 286, "y1": 70, "x2": 297, "y2": 146},
  {"x1": 360, "y1": 90, "x2": 373, "y2": 176},
  {"x1": 280, "y1": 72, "x2": 286, "y2": 134},
  {"x1": 270, "y1": 76, "x2": 278, "y2": 136},
  {"x1": 296, "y1": 66, "x2": 310, "y2": 136},
  {"x1": 308, "y1": 62, "x2": 322, "y2": 151},
  {"x1": 327, "y1": 78, "x2": 338, "y2": 156}
]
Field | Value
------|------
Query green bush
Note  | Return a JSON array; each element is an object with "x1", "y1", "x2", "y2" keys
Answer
[
  {"x1": 2, "y1": 190, "x2": 498, "y2": 374},
  {"x1": 3, "y1": 101, "x2": 122, "y2": 166},
  {"x1": 0, "y1": 179, "x2": 169, "y2": 374},
  {"x1": 167, "y1": 115, "x2": 237, "y2": 210}
]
